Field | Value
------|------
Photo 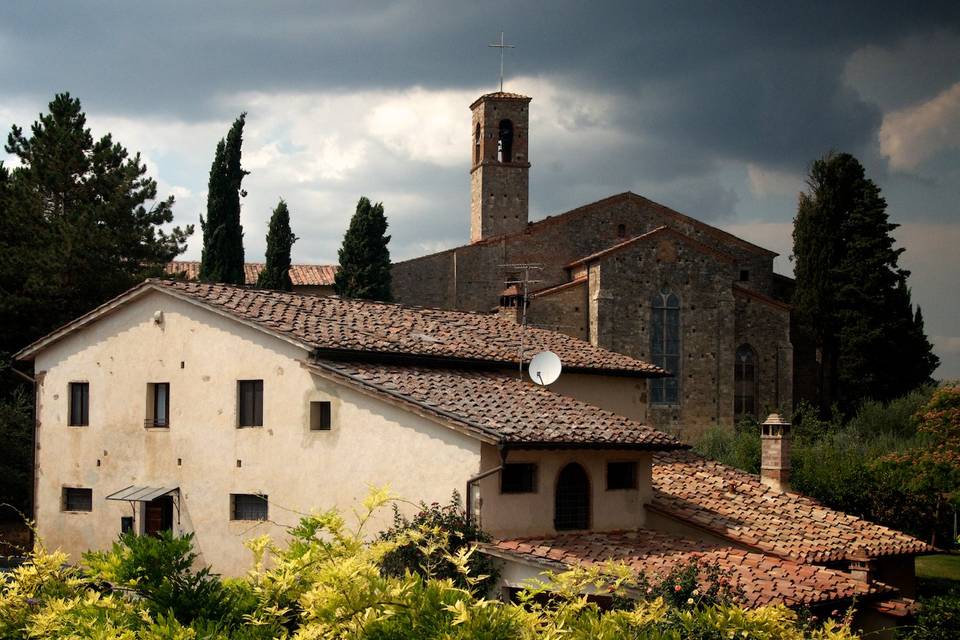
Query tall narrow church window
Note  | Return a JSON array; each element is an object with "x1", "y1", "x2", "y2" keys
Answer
[
  {"x1": 498, "y1": 119, "x2": 513, "y2": 162},
  {"x1": 734, "y1": 344, "x2": 758, "y2": 422},
  {"x1": 650, "y1": 289, "x2": 680, "y2": 404},
  {"x1": 474, "y1": 123, "x2": 481, "y2": 165},
  {"x1": 555, "y1": 463, "x2": 590, "y2": 530}
]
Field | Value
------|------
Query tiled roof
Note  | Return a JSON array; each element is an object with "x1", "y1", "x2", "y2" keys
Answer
[
  {"x1": 307, "y1": 360, "x2": 684, "y2": 449},
  {"x1": 165, "y1": 261, "x2": 336, "y2": 287},
  {"x1": 651, "y1": 451, "x2": 934, "y2": 563},
  {"x1": 151, "y1": 280, "x2": 665, "y2": 375},
  {"x1": 486, "y1": 530, "x2": 893, "y2": 608},
  {"x1": 15, "y1": 280, "x2": 665, "y2": 379},
  {"x1": 470, "y1": 91, "x2": 532, "y2": 108}
]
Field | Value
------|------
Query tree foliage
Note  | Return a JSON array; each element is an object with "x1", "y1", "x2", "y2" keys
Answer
[
  {"x1": 200, "y1": 113, "x2": 248, "y2": 285},
  {"x1": 0, "y1": 491, "x2": 861, "y2": 639},
  {"x1": 792, "y1": 152, "x2": 938, "y2": 413},
  {"x1": 334, "y1": 196, "x2": 392, "y2": 301},
  {"x1": 695, "y1": 386, "x2": 959, "y2": 546},
  {"x1": 0, "y1": 93, "x2": 192, "y2": 358},
  {"x1": 0, "y1": 388, "x2": 33, "y2": 521},
  {"x1": 256, "y1": 199, "x2": 297, "y2": 291}
]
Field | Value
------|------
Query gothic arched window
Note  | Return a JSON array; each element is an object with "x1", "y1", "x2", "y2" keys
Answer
[
  {"x1": 734, "y1": 344, "x2": 758, "y2": 422},
  {"x1": 650, "y1": 289, "x2": 680, "y2": 404},
  {"x1": 555, "y1": 463, "x2": 590, "y2": 531},
  {"x1": 474, "y1": 123, "x2": 481, "y2": 165},
  {"x1": 498, "y1": 119, "x2": 514, "y2": 163}
]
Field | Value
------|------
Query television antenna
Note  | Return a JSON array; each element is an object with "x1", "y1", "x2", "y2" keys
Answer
[
  {"x1": 529, "y1": 351, "x2": 562, "y2": 386},
  {"x1": 499, "y1": 263, "x2": 543, "y2": 376}
]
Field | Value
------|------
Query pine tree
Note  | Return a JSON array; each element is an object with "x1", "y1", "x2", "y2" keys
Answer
[
  {"x1": 2, "y1": 93, "x2": 192, "y2": 357},
  {"x1": 334, "y1": 197, "x2": 392, "y2": 301},
  {"x1": 257, "y1": 199, "x2": 298, "y2": 291},
  {"x1": 200, "y1": 114, "x2": 248, "y2": 285},
  {"x1": 792, "y1": 152, "x2": 938, "y2": 413}
]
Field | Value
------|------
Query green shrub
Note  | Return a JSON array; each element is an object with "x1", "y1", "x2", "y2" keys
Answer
[
  {"x1": 82, "y1": 531, "x2": 251, "y2": 628},
  {"x1": 903, "y1": 594, "x2": 960, "y2": 640},
  {"x1": 693, "y1": 420, "x2": 761, "y2": 473},
  {"x1": 377, "y1": 492, "x2": 498, "y2": 593},
  {"x1": 0, "y1": 491, "x2": 861, "y2": 639}
]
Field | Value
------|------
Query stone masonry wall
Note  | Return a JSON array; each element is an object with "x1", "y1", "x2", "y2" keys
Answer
[{"x1": 590, "y1": 235, "x2": 738, "y2": 439}]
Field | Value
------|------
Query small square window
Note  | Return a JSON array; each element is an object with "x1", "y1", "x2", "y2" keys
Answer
[
  {"x1": 146, "y1": 383, "x2": 170, "y2": 428},
  {"x1": 231, "y1": 493, "x2": 268, "y2": 521},
  {"x1": 62, "y1": 487, "x2": 92, "y2": 512},
  {"x1": 310, "y1": 401, "x2": 332, "y2": 431},
  {"x1": 69, "y1": 382, "x2": 89, "y2": 426},
  {"x1": 238, "y1": 380, "x2": 263, "y2": 427},
  {"x1": 739, "y1": 269, "x2": 750, "y2": 282},
  {"x1": 121, "y1": 516, "x2": 134, "y2": 533},
  {"x1": 607, "y1": 462, "x2": 637, "y2": 490},
  {"x1": 501, "y1": 463, "x2": 537, "y2": 494}
]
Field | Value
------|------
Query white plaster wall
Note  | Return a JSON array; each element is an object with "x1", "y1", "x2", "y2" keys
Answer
[
  {"x1": 477, "y1": 444, "x2": 652, "y2": 538},
  {"x1": 33, "y1": 290, "x2": 483, "y2": 575}
]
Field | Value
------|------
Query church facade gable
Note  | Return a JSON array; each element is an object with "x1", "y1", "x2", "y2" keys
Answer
[{"x1": 390, "y1": 90, "x2": 794, "y2": 438}]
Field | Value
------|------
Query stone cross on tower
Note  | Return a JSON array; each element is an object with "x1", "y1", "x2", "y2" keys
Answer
[{"x1": 488, "y1": 31, "x2": 515, "y2": 92}]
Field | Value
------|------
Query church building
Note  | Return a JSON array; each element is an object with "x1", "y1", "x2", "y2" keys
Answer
[{"x1": 393, "y1": 91, "x2": 794, "y2": 439}]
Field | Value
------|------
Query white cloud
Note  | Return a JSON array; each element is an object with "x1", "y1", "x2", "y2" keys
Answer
[
  {"x1": 746, "y1": 164, "x2": 804, "y2": 198},
  {"x1": 367, "y1": 87, "x2": 477, "y2": 166},
  {"x1": 880, "y1": 81, "x2": 960, "y2": 171}
]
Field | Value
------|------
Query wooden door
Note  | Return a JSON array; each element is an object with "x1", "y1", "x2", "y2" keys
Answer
[{"x1": 144, "y1": 496, "x2": 173, "y2": 535}]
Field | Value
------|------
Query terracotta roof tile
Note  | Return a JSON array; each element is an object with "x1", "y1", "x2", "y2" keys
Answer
[
  {"x1": 485, "y1": 530, "x2": 893, "y2": 608},
  {"x1": 309, "y1": 360, "x2": 683, "y2": 449},
  {"x1": 651, "y1": 451, "x2": 933, "y2": 563},
  {"x1": 151, "y1": 280, "x2": 665, "y2": 375},
  {"x1": 165, "y1": 261, "x2": 336, "y2": 287}
]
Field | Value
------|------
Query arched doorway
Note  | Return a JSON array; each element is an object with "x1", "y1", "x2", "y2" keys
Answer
[{"x1": 555, "y1": 463, "x2": 590, "y2": 530}]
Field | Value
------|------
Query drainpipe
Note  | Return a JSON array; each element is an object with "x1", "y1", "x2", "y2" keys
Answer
[
  {"x1": 465, "y1": 465, "x2": 503, "y2": 527},
  {"x1": 465, "y1": 446, "x2": 508, "y2": 526}
]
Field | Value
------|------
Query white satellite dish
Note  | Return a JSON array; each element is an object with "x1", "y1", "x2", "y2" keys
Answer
[{"x1": 529, "y1": 351, "x2": 562, "y2": 386}]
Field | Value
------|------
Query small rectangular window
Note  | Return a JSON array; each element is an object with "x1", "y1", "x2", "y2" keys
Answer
[
  {"x1": 68, "y1": 382, "x2": 89, "y2": 426},
  {"x1": 62, "y1": 487, "x2": 92, "y2": 512},
  {"x1": 121, "y1": 516, "x2": 134, "y2": 533},
  {"x1": 607, "y1": 462, "x2": 638, "y2": 490},
  {"x1": 739, "y1": 269, "x2": 750, "y2": 282},
  {"x1": 501, "y1": 463, "x2": 537, "y2": 494},
  {"x1": 231, "y1": 493, "x2": 268, "y2": 521},
  {"x1": 146, "y1": 383, "x2": 170, "y2": 428},
  {"x1": 310, "y1": 401, "x2": 332, "y2": 430},
  {"x1": 238, "y1": 380, "x2": 263, "y2": 427}
]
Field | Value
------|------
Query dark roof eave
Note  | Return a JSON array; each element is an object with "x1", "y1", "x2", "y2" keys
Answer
[
  {"x1": 504, "y1": 441, "x2": 689, "y2": 452},
  {"x1": 311, "y1": 348, "x2": 668, "y2": 378}
]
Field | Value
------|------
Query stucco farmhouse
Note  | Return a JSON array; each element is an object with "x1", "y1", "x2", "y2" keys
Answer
[{"x1": 15, "y1": 279, "x2": 929, "y2": 632}]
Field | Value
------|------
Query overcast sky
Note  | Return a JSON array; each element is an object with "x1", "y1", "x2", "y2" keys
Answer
[{"x1": 2, "y1": 1, "x2": 959, "y2": 378}]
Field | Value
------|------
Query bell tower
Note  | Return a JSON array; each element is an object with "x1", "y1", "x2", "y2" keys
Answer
[{"x1": 469, "y1": 92, "x2": 531, "y2": 243}]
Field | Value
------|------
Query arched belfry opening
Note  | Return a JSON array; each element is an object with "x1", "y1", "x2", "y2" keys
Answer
[
  {"x1": 555, "y1": 463, "x2": 590, "y2": 531},
  {"x1": 498, "y1": 119, "x2": 514, "y2": 162},
  {"x1": 469, "y1": 91, "x2": 531, "y2": 243}
]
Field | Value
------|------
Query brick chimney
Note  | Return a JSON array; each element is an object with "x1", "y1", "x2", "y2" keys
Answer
[
  {"x1": 760, "y1": 413, "x2": 791, "y2": 493},
  {"x1": 497, "y1": 285, "x2": 524, "y2": 324},
  {"x1": 848, "y1": 547, "x2": 876, "y2": 584}
]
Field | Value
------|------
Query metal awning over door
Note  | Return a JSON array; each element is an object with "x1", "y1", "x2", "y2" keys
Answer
[{"x1": 105, "y1": 486, "x2": 178, "y2": 502}]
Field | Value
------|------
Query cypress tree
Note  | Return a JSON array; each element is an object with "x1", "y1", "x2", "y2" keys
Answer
[
  {"x1": 200, "y1": 113, "x2": 248, "y2": 285},
  {"x1": 334, "y1": 197, "x2": 392, "y2": 301},
  {"x1": 792, "y1": 152, "x2": 938, "y2": 413},
  {"x1": 257, "y1": 199, "x2": 298, "y2": 291}
]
